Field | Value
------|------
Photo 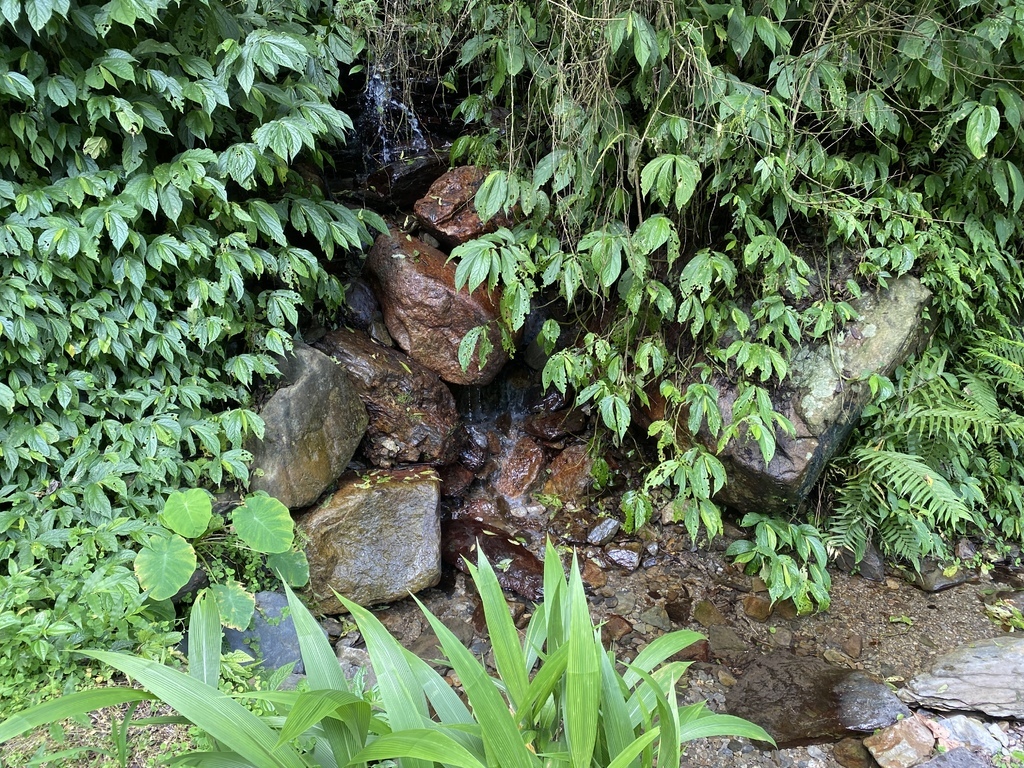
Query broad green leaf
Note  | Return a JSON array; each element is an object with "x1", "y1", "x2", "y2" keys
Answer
[
  {"x1": 268, "y1": 550, "x2": 309, "y2": 587},
  {"x1": 210, "y1": 581, "x2": 255, "y2": 631},
  {"x1": 134, "y1": 534, "x2": 197, "y2": 601},
  {"x1": 476, "y1": 170, "x2": 509, "y2": 222},
  {"x1": 87, "y1": 652, "x2": 306, "y2": 768},
  {"x1": 275, "y1": 689, "x2": 369, "y2": 746},
  {"x1": 232, "y1": 495, "x2": 294, "y2": 554},
  {"x1": 160, "y1": 489, "x2": 213, "y2": 538},
  {"x1": 966, "y1": 104, "x2": 1000, "y2": 159},
  {"x1": 563, "y1": 557, "x2": 600, "y2": 768}
]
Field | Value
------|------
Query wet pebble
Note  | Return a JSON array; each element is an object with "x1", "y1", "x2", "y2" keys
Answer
[{"x1": 587, "y1": 517, "x2": 621, "y2": 545}]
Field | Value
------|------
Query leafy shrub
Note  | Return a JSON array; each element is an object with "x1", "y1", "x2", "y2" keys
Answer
[
  {"x1": 0, "y1": 0, "x2": 382, "y2": 704},
  {"x1": 0, "y1": 541, "x2": 773, "y2": 766}
]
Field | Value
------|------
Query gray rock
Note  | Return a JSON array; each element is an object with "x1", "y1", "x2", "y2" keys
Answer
[
  {"x1": 726, "y1": 652, "x2": 912, "y2": 747},
  {"x1": 639, "y1": 606, "x2": 672, "y2": 632},
  {"x1": 834, "y1": 540, "x2": 885, "y2": 582},
  {"x1": 298, "y1": 468, "x2": 442, "y2": 613},
  {"x1": 680, "y1": 274, "x2": 931, "y2": 514},
  {"x1": 336, "y1": 646, "x2": 376, "y2": 691},
  {"x1": 911, "y1": 559, "x2": 974, "y2": 592},
  {"x1": 248, "y1": 343, "x2": 368, "y2": 509},
  {"x1": 936, "y1": 715, "x2": 1002, "y2": 755},
  {"x1": 916, "y1": 747, "x2": 987, "y2": 768},
  {"x1": 588, "y1": 518, "x2": 621, "y2": 546},
  {"x1": 901, "y1": 636, "x2": 1024, "y2": 718},
  {"x1": 223, "y1": 591, "x2": 325, "y2": 674}
]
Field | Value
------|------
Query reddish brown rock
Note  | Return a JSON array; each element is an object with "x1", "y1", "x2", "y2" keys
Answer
[
  {"x1": 742, "y1": 593, "x2": 773, "y2": 622},
  {"x1": 441, "y1": 517, "x2": 544, "y2": 601},
  {"x1": 541, "y1": 444, "x2": 594, "y2": 503},
  {"x1": 413, "y1": 166, "x2": 512, "y2": 247},
  {"x1": 365, "y1": 230, "x2": 509, "y2": 385},
  {"x1": 581, "y1": 558, "x2": 607, "y2": 589},
  {"x1": 863, "y1": 715, "x2": 935, "y2": 768},
  {"x1": 439, "y1": 463, "x2": 475, "y2": 497},
  {"x1": 601, "y1": 615, "x2": 633, "y2": 644},
  {"x1": 833, "y1": 738, "x2": 874, "y2": 768},
  {"x1": 671, "y1": 638, "x2": 711, "y2": 663},
  {"x1": 316, "y1": 328, "x2": 459, "y2": 467},
  {"x1": 493, "y1": 436, "x2": 546, "y2": 498}
]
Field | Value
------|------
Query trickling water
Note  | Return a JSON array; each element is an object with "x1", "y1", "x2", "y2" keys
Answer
[{"x1": 362, "y1": 67, "x2": 428, "y2": 167}]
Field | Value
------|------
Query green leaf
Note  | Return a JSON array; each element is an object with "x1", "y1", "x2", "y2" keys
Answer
[
  {"x1": 86, "y1": 652, "x2": 307, "y2": 768},
  {"x1": 350, "y1": 730, "x2": 488, "y2": 768},
  {"x1": 0, "y1": 688, "x2": 154, "y2": 743},
  {"x1": 232, "y1": 495, "x2": 294, "y2": 554},
  {"x1": 188, "y1": 592, "x2": 222, "y2": 687},
  {"x1": 160, "y1": 489, "x2": 213, "y2": 538},
  {"x1": 966, "y1": 104, "x2": 1000, "y2": 159},
  {"x1": 134, "y1": 534, "x2": 197, "y2": 601},
  {"x1": 563, "y1": 557, "x2": 600, "y2": 768},
  {"x1": 267, "y1": 550, "x2": 309, "y2": 587},
  {"x1": 476, "y1": 170, "x2": 509, "y2": 222},
  {"x1": 210, "y1": 581, "x2": 255, "y2": 631}
]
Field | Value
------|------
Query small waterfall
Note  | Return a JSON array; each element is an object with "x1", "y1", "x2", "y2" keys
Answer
[{"x1": 362, "y1": 66, "x2": 428, "y2": 168}]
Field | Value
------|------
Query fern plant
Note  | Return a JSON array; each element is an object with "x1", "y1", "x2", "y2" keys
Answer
[{"x1": 832, "y1": 329, "x2": 1024, "y2": 568}]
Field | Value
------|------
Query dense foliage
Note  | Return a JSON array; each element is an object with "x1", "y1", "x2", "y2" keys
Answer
[
  {"x1": 412, "y1": 0, "x2": 1024, "y2": 596},
  {"x1": 0, "y1": 0, "x2": 381, "y2": 703},
  {"x1": 0, "y1": 545, "x2": 772, "y2": 766}
]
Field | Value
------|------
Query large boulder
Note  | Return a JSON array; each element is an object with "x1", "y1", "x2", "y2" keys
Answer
[
  {"x1": 298, "y1": 468, "x2": 442, "y2": 613},
  {"x1": 365, "y1": 229, "x2": 509, "y2": 385},
  {"x1": 413, "y1": 165, "x2": 512, "y2": 247},
  {"x1": 315, "y1": 328, "x2": 459, "y2": 467},
  {"x1": 900, "y1": 636, "x2": 1024, "y2": 718},
  {"x1": 685, "y1": 275, "x2": 931, "y2": 513},
  {"x1": 247, "y1": 343, "x2": 368, "y2": 509}
]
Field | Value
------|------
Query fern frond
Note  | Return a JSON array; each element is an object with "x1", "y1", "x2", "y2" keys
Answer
[{"x1": 849, "y1": 447, "x2": 977, "y2": 530}]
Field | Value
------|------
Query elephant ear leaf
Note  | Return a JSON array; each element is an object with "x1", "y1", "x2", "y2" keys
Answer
[
  {"x1": 134, "y1": 534, "x2": 197, "y2": 601},
  {"x1": 233, "y1": 495, "x2": 294, "y2": 553}
]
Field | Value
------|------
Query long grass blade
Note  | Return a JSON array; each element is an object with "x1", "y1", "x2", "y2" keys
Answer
[
  {"x1": 275, "y1": 689, "x2": 369, "y2": 746},
  {"x1": 624, "y1": 663, "x2": 690, "y2": 727},
  {"x1": 350, "y1": 729, "x2": 489, "y2": 768},
  {"x1": 630, "y1": 668, "x2": 680, "y2": 768},
  {"x1": 469, "y1": 546, "x2": 529, "y2": 709},
  {"x1": 542, "y1": 540, "x2": 566, "y2": 650},
  {"x1": 515, "y1": 640, "x2": 568, "y2": 725},
  {"x1": 0, "y1": 688, "x2": 153, "y2": 743},
  {"x1": 285, "y1": 585, "x2": 363, "y2": 768},
  {"x1": 563, "y1": 557, "x2": 599, "y2": 768},
  {"x1": 523, "y1": 602, "x2": 548, "y2": 669},
  {"x1": 605, "y1": 729, "x2": 661, "y2": 768},
  {"x1": 620, "y1": 630, "x2": 701, "y2": 688},
  {"x1": 677, "y1": 712, "x2": 774, "y2": 744},
  {"x1": 87, "y1": 651, "x2": 306, "y2": 768},
  {"x1": 341, "y1": 596, "x2": 430, "y2": 768},
  {"x1": 188, "y1": 591, "x2": 222, "y2": 688},
  {"x1": 598, "y1": 649, "x2": 634, "y2": 766},
  {"x1": 163, "y1": 752, "x2": 262, "y2": 767},
  {"x1": 414, "y1": 596, "x2": 541, "y2": 768}
]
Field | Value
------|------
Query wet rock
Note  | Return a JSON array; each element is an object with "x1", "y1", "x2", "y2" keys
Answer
[
  {"x1": 678, "y1": 275, "x2": 931, "y2": 514},
  {"x1": 936, "y1": 715, "x2": 1002, "y2": 754},
  {"x1": 640, "y1": 605, "x2": 672, "y2": 632},
  {"x1": 336, "y1": 646, "x2": 377, "y2": 691},
  {"x1": 725, "y1": 652, "x2": 912, "y2": 747},
  {"x1": 581, "y1": 559, "x2": 607, "y2": 589},
  {"x1": 541, "y1": 444, "x2": 594, "y2": 503},
  {"x1": 602, "y1": 615, "x2": 633, "y2": 643},
  {"x1": 493, "y1": 436, "x2": 546, "y2": 498},
  {"x1": 298, "y1": 468, "x2": 441, "y2": 613},
  {"x1": 693, "y1": 599, "x2": 728, "y2": 628},
  {"x1": 742, "y1": 593, "x2": 773, "y2": 622},
  {"x1": 413, "y1": 166, "x2": 512, "y2": 247},
  {"x1": 901, "y1": 636, "x2": 1024, "y2": 718},
  {"x1": 665, "y1": 597, "x2": 691, "y2": 624},
  {"x1": 673, "y1": 638, "x2": 711, "y2": 663},
  {"x1": 524, "y1": 409, "x2": 588, "y2": 442},
  {"x1": 248, "y1": 343, "x2": 368, "y2": 509},
  {"x1": 316, "y1": 328, "x2": 459, "y2": 466},
  {"x1": 439, "y1": 463, "x2": 475, "y2": 497},
  {"x1": 364, "y1": 152, "x2": 447, "y2": 210},
  {"x1": 917, "y1": 748, "x2": 987, "y2": 768},
  {"x1": 587, "y1": 518, "x2": 621, "y2": 546},
  {"x1": 708, "y1": 625, "x2": 748, "y2": 657},
  {"x1": 441, "y1": 517, "x2": 544, "y2": 601},
  {"x1": 604, "y1": 543, "x2": 642, "y2": 571},
  {"x1": 459, "y1": 427, "x2": 490, "y2": 472},
  {"x1": 863, "y1": 715, "x2": 935, "y2": 768},
  {"x1": 340, "y1": 277, "x2": 381, "y2": 332},
  {"x1": 833, "y1": 737, "x2": 873, "y2": 768},
  {"x1": 223, "y1": 592, "x2": 318, "y2": 674},
  {"x1": 911, "y1": 559, "x2": 974, "y2": 592},
  {"x1": 835, "y1": 540, "x2": 886, "y2": 582},
  {"x1": 365, "y1": 229, "x2": 509, "y2": 385}
]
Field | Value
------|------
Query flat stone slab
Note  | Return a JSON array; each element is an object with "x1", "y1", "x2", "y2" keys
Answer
[{"x1": 901, "y1": 635, "x2": 1024, "y2": 718}]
